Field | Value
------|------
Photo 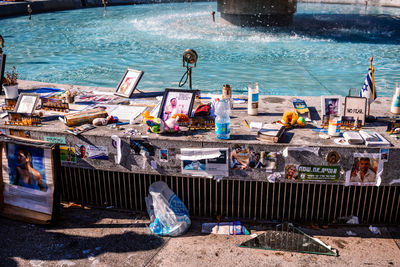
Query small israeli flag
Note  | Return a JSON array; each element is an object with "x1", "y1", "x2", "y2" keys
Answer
[{"x1": 360, "y1": 68, "x2": 377, "y2": 104}]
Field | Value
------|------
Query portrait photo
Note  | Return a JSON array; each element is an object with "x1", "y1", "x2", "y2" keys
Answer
[
  {"x1": 158, "y1": 89, "x2": 196, "y2": 121},
  {"x1": 326, "y1": 151, "x2": 341, "y2": 164},
  {"x1": 346, "y1": 153, "x2": 382, "y2": 185},
  {"x1": 5, "y1": 143, "x2": 48, "y2": 192},
  {"x1": 285, "y1": 165, "x2": 298, "y2": 180},
  {"x1": 321, "y1": 96, "x2": 341, "y2": 117},
  {"x1": 115, "y1": 68, "x2": 144, "y2": 98}
]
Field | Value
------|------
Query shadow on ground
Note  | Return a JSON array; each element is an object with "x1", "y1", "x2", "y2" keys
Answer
[{"x1": 0, "y1": 207, "x2": 164, "y2": 267}]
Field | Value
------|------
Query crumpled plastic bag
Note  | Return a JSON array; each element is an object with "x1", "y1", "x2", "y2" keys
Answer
[{"x1": 145, "y1": 181, "x2": 191, "y2": 236}]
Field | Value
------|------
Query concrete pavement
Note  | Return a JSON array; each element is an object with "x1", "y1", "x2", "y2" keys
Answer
[{"x1": 1, "y1": 204, "x2": 399, "y2": 266}]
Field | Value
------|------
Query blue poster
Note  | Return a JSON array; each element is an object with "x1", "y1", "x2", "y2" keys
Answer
[{"x1": 6, "y1": 143, "x2": 48, "y2": 192}]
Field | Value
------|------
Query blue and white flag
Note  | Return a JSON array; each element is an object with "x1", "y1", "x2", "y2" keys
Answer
[{"x1": 360, "y1": 68, "x2": 377, "y2": 104}]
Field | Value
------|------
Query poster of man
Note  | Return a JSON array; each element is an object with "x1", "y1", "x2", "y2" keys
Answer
[
  {"x1": 6, "y1": 143, "x2": 47, "y2": 192},
  {"x1": 347, "y1": 153, "x2": 381, "y2": 185},
  {"x1": 248, "y1": 151, "x2": 277, "y2": 171},
  {"x1": 322, "y1": 96, "x2": 341, "y2": 116},
  {"x1": 75, "y1": 144, "x2": 109, "y2": 160},
  {"x1": 230, "y1": 144, "x2": 249, "y2": 170}
]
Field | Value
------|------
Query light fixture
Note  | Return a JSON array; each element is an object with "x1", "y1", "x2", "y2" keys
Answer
[{"x1": 179, "y1": 49, "x2": 198, "y2": 89}]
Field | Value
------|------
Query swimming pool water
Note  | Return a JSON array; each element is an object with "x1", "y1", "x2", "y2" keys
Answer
[{"x1": 1, "y1": 2, "x2": 400, "y2": 96}]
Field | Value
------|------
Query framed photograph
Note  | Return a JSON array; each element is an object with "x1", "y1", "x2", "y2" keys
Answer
[
  {"x1": 321, "y1": 96, "x2": 342, "y2": 116},
  {"x1": 115, "y1": 68, "x2": 144, "y2": 98},
  {"x1": 158, "y1": 88, "x2": 196, "y2": 121},
  {"x1": 14, "y1": 93, "x2": 40, "y2": 114},
  {"x1": 0, "y1": 53, "x2": 6, "y2": 87},
  {"x1": 346, "y1": 153, "x2": 382, "y2": 186},
  {"x1": 344, "y1": 96, "x2": 367, "y2": 126}
]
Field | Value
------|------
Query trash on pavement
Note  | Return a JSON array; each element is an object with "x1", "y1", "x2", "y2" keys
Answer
[
  {"x1": 201, "y1": 221, "x2": 250, "y2": 235},
  {"x1": 145, "y1": 181, "x2": 191, "y2": 236},
  {"x1": 369, "y1": 225, "x2": 381, "y2": 235}
]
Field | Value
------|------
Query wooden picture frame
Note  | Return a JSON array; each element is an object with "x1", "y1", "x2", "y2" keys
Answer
[
  {"x1": 14, "y1": 93, "x2": 40, "y2": 114},
  {"x1": 0, "y1": 53, "x2": 6, "y2": 88},
  {"x1": 344, "y1": 96, "x2": 367, "y2": 126},
  {"x1": 114, "y1": 68, "x2": 144, "y2": 98},
  {"x1": 321, "y1": 95, "x2": 342, "y2": 117},
  {"x1": 158, "y1": 88, "x2": 196, "y2": 121},
  {"x1": 0, "y1": 136, "x2": 60, "y2": 224}
]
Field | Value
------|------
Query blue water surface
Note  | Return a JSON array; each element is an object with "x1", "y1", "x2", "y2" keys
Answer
[{"x1": 1, "y1": 2, "x2": 400, "y2": 96}]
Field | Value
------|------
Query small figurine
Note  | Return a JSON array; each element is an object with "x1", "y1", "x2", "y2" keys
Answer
[{"x1": 275, "y1": 110, "x2": 306, "y2": 128}]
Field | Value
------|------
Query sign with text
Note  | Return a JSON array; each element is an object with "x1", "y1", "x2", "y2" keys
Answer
[
  {"x1": 285, "y1": 164, "x2": 340, "y2": 181},
  {"x1": 44, "y1": 136, "x2": 66, "y2": 144},
  {"x1": 344, "y1": 96, "x2": 367, "y2": 126}
]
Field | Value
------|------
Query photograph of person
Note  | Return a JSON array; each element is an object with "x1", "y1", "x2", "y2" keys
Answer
[
  {"x1": 60, "y1": 146, "x2": 76, "y2": 163},
  {"x1": 119, "y1": 77, "x2": 133, "y2": 95},
  {"x1": 380, "y1": 148, "x2": 389, "y2": 162},
  {"x1": 163, "y1": 97, "x2": 185, "y2": 120},
  {"x1": 75, "y1": 145, "x2": 87, "y2": 159},
  {"x1": 6, "y1": 144, "x2": 47, "y2": 192},
  {"x1": 285, "y1": 165, "x2": 298, "y2": 180},
  {"x1": 230, "y1": 144, "x2": 249, "y2": 170},
  {"x1": 326, "y1": 99, "x2": 338, "y2": 116},
  {"x1": 321, "y1": 96, "x2": 341, "y2": 117},
  {"x1": 183, "y1": 160, "x2": 206, "y2": 171},
  {"x1": 350, "y1": 157, "x2": 377, "y2": 183},
  {"x1": 249, "y1": 152, "x2": 266, "y2": 168},
  {"x1": 159, "y1": 89, "x2": 196, "y2": 121},
  {"x1": 326, "y1": 151, "x2": 340, "y2": 164}
]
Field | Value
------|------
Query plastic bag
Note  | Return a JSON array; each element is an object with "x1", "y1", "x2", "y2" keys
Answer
[{"x1": 145, "y1": 181, "x2": 191, "y2": 236}]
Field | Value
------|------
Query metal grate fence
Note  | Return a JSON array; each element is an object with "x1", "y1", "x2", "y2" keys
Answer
[{"x1": 60, "y1": 167, "x2": 400, "y2": 224}]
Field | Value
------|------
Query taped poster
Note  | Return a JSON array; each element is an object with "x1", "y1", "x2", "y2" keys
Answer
[
  {"x1": 230, "y1": 145, "x2": 277, "y2": 172},
  {"x1": 75, "y1": 144, "x2": 109, "y2": 160},
  {"x1": 180, "y1": 148, "x2": 228, "y2": 177},
  {"x1": 60, "y1": 146, "x2": 76, "y2": 163},
  {"x1": 380, "y1": 148, "x2": 389, "y2": 162},
  {"x1": 160, "y1": 149, "x2": 168, "y2": 162},
  {"x1": 285, "y1": 164, "x2": 340, "y2": 181},
  {"x1": 345, "y1": 153, "x2": 382, "y2": 186},
  {"x1": 2, "y1": 143, "x2": 55, "y2": 214},
  {"x1": 282, "y1": 146, "x2": 319, "y2": 157}
]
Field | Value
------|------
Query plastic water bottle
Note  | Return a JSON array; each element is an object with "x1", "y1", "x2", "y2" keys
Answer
[{"x1": 215, "y1": 99, "x2": 230, "y2": 140}]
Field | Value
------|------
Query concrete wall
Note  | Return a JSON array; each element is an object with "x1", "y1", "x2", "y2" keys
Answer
[{"x1": 299, "y1": 0, "x2": 400, "y2": 8}]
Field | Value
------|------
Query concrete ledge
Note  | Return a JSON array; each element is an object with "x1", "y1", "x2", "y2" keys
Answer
[
  {"x1": 4, "y1": 80, "x2": 400, "y2": 186},
  {"x1": 300, "y1": 0, "x2": 400, "y2": 8}
]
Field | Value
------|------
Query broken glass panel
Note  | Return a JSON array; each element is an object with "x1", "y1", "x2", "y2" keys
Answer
[{"x1": 239, "y1": 222, "x2": 338, "y2": 256}]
